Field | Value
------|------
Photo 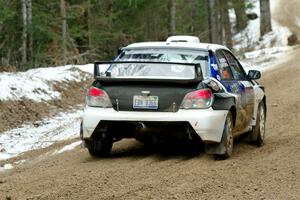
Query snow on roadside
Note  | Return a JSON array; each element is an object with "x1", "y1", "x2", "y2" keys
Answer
[
  {"x1": 243, "y1": 46, "x2": 291, "y2": 59},
  {"x1": 74, "y1": 64, "x2": 94, "y2": 74},
  {"x1": 0, "y1": 63, "x2": 96, "y2": 162},
  {"x1": 52, "y1": 141, "x2": 82, "y2": 155},
  {"x1": 233, "y1": 0, "x2": 292, "y2": 51},
  {"x1": 0, "y1": 65, "x2": 92, "y2": 102},
  {"x1": 0, "y1": 109, "x2": 82, "y2": 161},
  {"x1": 0, "y1": 160, "x2": 27, "y2": 172},
  {"x1": 295, "y1": 16, "x2": 300, "y2": 28},
  {"x1": 0, "y1": 163, "x2": 13, "y2": 172},
  {"x1": 241, "y1": 45, "x2": 295, "y2": 72},
  {"x1": 232, "y1": 0, "x2": 295, "y2": 72}
]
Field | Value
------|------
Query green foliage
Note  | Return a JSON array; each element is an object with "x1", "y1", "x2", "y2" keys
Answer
[
  {"x1": 176, "y1": 0, "x2": 209, "y2": 41},
  {"x1": 0, "y1": 0, "x2": 250, "y2": 71}
]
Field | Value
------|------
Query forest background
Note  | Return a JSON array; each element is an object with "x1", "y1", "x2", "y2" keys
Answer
[{"x1": 0, "y1": 0, "x2": 272, "y2": 71}]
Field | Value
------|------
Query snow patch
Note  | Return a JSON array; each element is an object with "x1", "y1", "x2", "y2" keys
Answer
[
  {"x1": 74, "y1": 64, "x2": 94, "y2": 74},
  {"x1": 0, "y1": 163, "x2": 13, "y2": 172},
  {"x1": 0, "y1": 65, "x2": 92, "y2": 102},
  {"x1": 14, "y1": 159, "x2": 26, "y2": 165},
  {"x1": 233, "y1": 0, "x2": 292, "y2": 51},
  {"x1": 52, "y1": 141, "x2": 82, "y2": 155},
  {"x1": 244, "y1": 46, "x2": 291, "y2": 59},
  {"x1": 0, "y1": 109, "x2": 82, "y2": 161},
  {"x1": 233, "y1": 0, "x2": 260, "y2": 50},
  {"x1": 294, "y1": 16, "x2": 300, "y2": 28},
  {"x1": 241, "y1": 46, "x2": 294, "y2": 72}
]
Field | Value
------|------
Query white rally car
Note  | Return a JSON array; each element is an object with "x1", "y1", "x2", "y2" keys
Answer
[{"x1": 80, "y1": 36, "x2": 266, "y2": 159}]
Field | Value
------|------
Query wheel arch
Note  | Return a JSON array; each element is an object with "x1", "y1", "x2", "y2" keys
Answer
[
  {"x1": 212, "y1": 93, "x2": 236, "y2": 127},
  {"x1": 229, "y1": 106, "x2": 237, "y2": 128},
  {"x1": 262, "y1": 95, "x2": 267, "y2": 116}
]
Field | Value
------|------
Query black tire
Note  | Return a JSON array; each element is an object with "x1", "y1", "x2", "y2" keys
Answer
[
  {"x1": 251, "y1": 102, "x2": 266, "y2": 147},
  {"x1": 214, "y1": 112, "x2": 234, "y2": 160},
  {"x1": 88, "y1": 140, "x2": 113, "y2": 158}
]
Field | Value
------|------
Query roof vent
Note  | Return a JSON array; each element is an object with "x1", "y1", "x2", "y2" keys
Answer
[{"x1": 166, "y1": 36, "x2": 200, "y2": 43}]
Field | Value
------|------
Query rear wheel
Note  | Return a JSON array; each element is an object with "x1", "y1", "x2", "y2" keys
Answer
[
  {"x1": 88, "y1": 140, "x2": 113, "y2": 157},
  {"x1": 251, "y1": 102, "x2": 266, "y2": 147},
  {"x1": 214, "y1": 112, "x2": 234, "y2": 160}
]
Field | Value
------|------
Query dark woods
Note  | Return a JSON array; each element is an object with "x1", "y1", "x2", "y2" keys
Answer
[{"x1": 0, "y1": 0, "x2": 271, "y2": 71}]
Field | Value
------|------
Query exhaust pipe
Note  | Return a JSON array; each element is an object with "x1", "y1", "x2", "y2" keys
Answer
[{"x1": 136, "y1": 122, "x2": 147, "y2": 131}]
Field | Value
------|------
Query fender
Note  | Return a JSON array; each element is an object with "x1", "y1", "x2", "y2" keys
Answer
[
  {"x1": 212, "y1": 93, "x2": 236, "y2": 110},
  {"x1": 251, "y1": 85, "x2": 265, "y2": 126},
  {"x1": 200, "y1": 78, "x2": 236, "y2": 110}
]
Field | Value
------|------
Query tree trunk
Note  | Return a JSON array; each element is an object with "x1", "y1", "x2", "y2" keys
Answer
[
  {"x1": 87, "y1": 0, "x2": 92, "y2": 49},
  {"x1": 188, "y1": 0, "x2": 195, "y2": 33},
  {"x1": 216, "y1": 0, "x2": 223, "y2": 44},
  {"x1": 207, "y1": 0, "x2": 214, "y2": 43},
  {"x1": 21, "y1": 0, "x2": 27, "y2": 65},
  {"x1": 222, "y1": 0, "x2": 233, "y2": 49},
  {"x1": 233, "y1": 0, "x2": 247, "y2": 32},
  {"x1": 260, "y1": 0, "x2": 272, "y2": 36},
  {"x1": 208, "y1": 0, "x2": 222, "y2": 44},
  {"x1": 26, "y1": 0, "x2": 33, "y2": 64},
  {"x1": 168, "y1": 0, "x2": 176, "y2": 35},
  {"x1": 61, "y1": 0, "x2": 67, "y2": 62}
]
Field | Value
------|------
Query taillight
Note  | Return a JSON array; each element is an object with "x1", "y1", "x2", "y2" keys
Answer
[
  {"x1": 180, "y1": 89, "x2": 213, "y2": 109},
  {"x1": 86, "y1": 87, "x2": 112, "y2": 107}
]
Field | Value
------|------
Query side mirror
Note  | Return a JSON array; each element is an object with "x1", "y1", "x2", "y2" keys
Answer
[{"x1": 247, "y1": 70, "x2": 261, "y2": 80}]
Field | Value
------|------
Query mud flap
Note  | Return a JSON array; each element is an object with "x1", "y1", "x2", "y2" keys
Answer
[
  {"x1": 204, "y1": 123, "x2": 227, "y2": 155},
  {"x1": 83, "y1": 139, "x2": 104, "y2": 150},
  {"x1": 204, "y1": 141, "x2": 226, "y2": 155}
]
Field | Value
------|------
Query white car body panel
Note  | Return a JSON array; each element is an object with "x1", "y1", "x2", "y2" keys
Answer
[
  {"x1": 82, "y1": 107, "x2": 228, "y2": 143},
  {"x1": 125, "y1": 41, "x2": 230, "y2": 52},
  {"x1": 252, "y1": 85, "x2": 265, "y2": 125}
]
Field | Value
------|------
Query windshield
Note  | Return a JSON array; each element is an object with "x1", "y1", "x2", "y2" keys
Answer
[
  {"x1": 106, "y1": 48, "x2": 209, "y2": 79},
  {"x1": 108, "y1": 62, "x2": 196, "y2": 79}
]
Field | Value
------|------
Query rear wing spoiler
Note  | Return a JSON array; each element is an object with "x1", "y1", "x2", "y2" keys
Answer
[{"x1": 94, "y1": 61, "x2": 203, "y2": 83}]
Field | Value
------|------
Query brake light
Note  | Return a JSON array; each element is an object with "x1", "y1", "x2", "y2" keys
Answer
[
  {"x1": 86, "y1": 87, "x2": 112, "y2": 107},
  {"x1": 89, "y1": 87, "x2": 105, "y2": 96},
  {"x1": 180, "y1": 89, "x2": 213, "y2": 109}
]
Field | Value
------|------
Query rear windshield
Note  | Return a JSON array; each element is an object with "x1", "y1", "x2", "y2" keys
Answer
[{"x1": 107, "y1": 48, "x2": 209, "y2": 79}]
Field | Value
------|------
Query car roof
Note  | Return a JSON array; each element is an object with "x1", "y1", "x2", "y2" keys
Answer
[{"x1": 124, "y1": 41, "x2": 230, "y2": 52}]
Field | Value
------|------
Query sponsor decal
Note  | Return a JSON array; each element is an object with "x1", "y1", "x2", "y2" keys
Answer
[
  {"x1": 211, "y1": 64, "x2": 219, "y2": 71},
  {"x1": 231, "y1": 83, "x2": 239, "y2": 93}
]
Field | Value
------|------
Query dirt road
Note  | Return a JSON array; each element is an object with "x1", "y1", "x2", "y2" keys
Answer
[
  {"x1": 1, "y1": 1, "x2": 300, "y2": 198},
  {"x1": 0, "y1": 49, "x2": 299, "y2": 200}
]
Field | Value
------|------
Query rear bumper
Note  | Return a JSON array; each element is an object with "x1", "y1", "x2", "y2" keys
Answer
[{"x1": 82, "y1": 106, "x2": 228, "y2": 143}]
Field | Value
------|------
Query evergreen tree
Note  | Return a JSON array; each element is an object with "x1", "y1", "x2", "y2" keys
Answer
[
  {"x1": 260, "y1": 0, "x2": 272, "y2": 36},
  {"x1": 0, "y1": 0, "x2": 253, "y2": 71}
]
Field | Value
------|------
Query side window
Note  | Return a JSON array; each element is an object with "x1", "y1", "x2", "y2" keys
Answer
[
  {"x1": 215, "y1": 50, "x2": 233, "y2": 80},
  {"x1": 223, "y1": 50, "x2": 246, "y2": 80}
]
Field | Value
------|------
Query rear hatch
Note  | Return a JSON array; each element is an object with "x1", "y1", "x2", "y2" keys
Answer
[
  {"x1": 94, "y1": 61, "x2": 203, "y2": 112},
  {"x1": 96, "y1": 81, "x2": 198, "y2": 112}
]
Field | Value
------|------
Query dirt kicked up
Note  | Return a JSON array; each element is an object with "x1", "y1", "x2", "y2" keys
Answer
[{"x1": 0, "y1": 46, "x2": 299, "y2": 200}]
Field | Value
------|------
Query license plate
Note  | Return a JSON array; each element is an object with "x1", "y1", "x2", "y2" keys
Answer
[{"x1": 133, "y1": 95, "x2": 158, "y2": 109}]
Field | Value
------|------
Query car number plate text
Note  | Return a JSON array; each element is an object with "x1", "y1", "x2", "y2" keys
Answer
[{"x1": 133, "y1": 95, "x2": 158, "y2": 109}]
